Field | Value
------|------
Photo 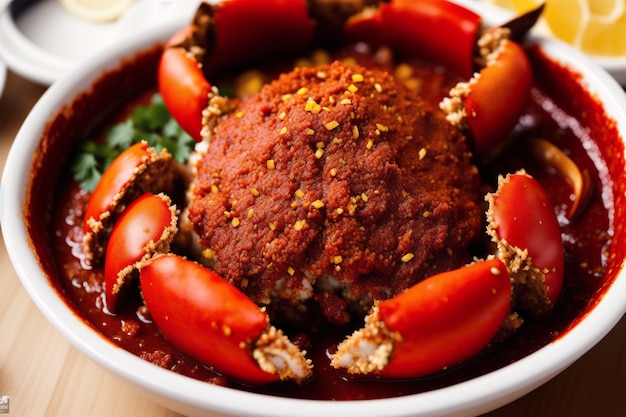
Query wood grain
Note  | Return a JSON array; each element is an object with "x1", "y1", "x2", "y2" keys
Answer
[{"x1": 0, "y1": 71, "x2": 625, "y2": 417}]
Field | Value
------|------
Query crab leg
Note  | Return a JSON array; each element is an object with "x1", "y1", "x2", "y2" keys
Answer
[
  {"x1": 103, "y1": 193, "x2": 177, "y2": 313},
  {"x1": 140, "y1": 254, "x2": 313, "y2": 385},
  {"x1": 82, "y1": 141, "x2": 174, "y2": 262},
  {"x1": 331, "y1": 258, "x2": 511, "y2": 378},
  {"x1": 487, "y1": 171, "x2": 565, "y2": 312},
  {"x1": 450, "y1": 38, "x2": 533, "y2": 157},
  {"x1": 158, "y1": 0, "x2": 316, "y2": 141}
]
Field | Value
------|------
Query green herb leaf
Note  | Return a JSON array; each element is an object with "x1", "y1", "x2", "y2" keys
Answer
[{"x1": 69, "y1": 93, "x2": 196, "y2": 193}]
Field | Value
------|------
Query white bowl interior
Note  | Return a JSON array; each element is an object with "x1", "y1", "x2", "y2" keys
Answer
[{"x1": 2, "y1": 2, "x2": 626, "y2": 417}]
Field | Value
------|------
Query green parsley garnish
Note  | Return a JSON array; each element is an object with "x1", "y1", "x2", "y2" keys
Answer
[{"x1": 70, "y1": 93, "x2": 194, "y2": 192}]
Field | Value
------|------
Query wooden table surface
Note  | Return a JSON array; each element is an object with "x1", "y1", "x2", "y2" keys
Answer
[{"x1": 1, "y1": 70, "x2": 626, "y2": 417}]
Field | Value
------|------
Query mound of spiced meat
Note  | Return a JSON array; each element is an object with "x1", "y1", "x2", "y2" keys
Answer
[{"x1": 188, "y1": 61, "x2": 483, "y2": 327}]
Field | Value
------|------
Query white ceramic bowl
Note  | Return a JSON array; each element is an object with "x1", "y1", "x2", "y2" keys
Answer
[{"x1": 3, "y1": 2, "x2": 626, "y2": 417}]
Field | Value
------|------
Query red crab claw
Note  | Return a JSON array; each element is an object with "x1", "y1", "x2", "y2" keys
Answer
[
  {"x1": 487, "y1": 171, "x2": 564, "y2": 313},
  {"x1": 104, "y1": 193, "x2": 177, "y2": 313},
  {"x1": 330, "y1": 258, "x2": 511, "y2": 378},
  {"x1": 445, "y1": 38, "x2": 533, "y2": 157},
  {"x1": 140, "y1": 254, "x2": 313, "y2": 385},
  {"x1": 83, "y1": 141, "x2": 175, "y2": 262},
  {"x1": 158, "y1": 0, "x2": 316, "y2": 141}
]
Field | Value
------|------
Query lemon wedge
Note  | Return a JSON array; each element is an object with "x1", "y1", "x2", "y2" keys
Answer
[
  {"x1": 59, "y1": 0, "x2": 135, "y2": 23},
  {"x1": 484, "y1": 0, "x2": 626, "y2": 57}
]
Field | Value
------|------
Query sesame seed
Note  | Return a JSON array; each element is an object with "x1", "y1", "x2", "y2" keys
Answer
[
  {"x1": 366, "y1": 139, "x2": 374, "y2": 149},
  {"x1": 361, "y1": 193, "x2": 369, "y2": 202},
  {"x1": 266, "y1": 159, "x2": 275, "y2": 170},
  {"x1": 352, "y1": 125, "x2": 359, "y2": 139},
  {"x1": 316, "y1": 71, "x2": 327, "y2": 79},
  {"x1": 423, "y1": 211, "x2": 431, "y2": 217},
  {"x1": 490, "y1": 266, "x2": 501, "y2": 275},
  {"x1": 251, "y1": 188, "x2": 260, "y2": 197},
  {"x1": 324, "y1": 120, "x2": 340, "y2": 130},
  {"x1": 294, "y1": 220, "x2": 307, "y2": 231},
  {"x1": 376, "y1": 123, "x2": 389, "y2": 132},
  {"x1": 297, "y1": 87, "x2": 308, "y2": 95},
  {"x1": 305, "y1": 99, "x2": 321, "y2": 114},
  {"x1": 279, "y1": 126, "x2": 288, "y2": 135},
  {"x1": 347, "y1": 84, "x2": 358, "y2": 93},
  {"x1": 419, "y1": 148, "x2": 427, "y2": 160},
  {"x1": 278, "y1": 111, "x2": 287, "y2": 120},
  {"x1": 401, "y1": 253, "x2": 414, "y2": 263},
  {"x1": 312, "y1": 199, "x2": 325, "y2": 209},
  {"x1": 211, "y1": 185, "x2": 219, "y2": 194},
  {"x1": 202, "y1": 248, "x2": 215, "y2": 260},
  {"x1": 329, "y1": 96, "x2": 336, "y2": 104},
  {"x1": 374, "y1": 83, "x2": 383, "y2": 93},
  {"x1": 340, "y1": 98, "x2": 352, "y2": 105},
  {"x1": 351, "y1": 73, "x2": 364, "y2": 83},
  {"x1": 247, "y1": 209, "x2": 254, "y2": 219}
]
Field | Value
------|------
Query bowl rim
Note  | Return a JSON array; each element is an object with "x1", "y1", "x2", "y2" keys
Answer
[{"x1": 3, "y1": 2, "x2": 626, "y2": 416}]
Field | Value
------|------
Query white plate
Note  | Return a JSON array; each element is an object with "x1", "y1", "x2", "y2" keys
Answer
[{"x1": 0, "y1": 0, "x2": 198, "y2": 85}]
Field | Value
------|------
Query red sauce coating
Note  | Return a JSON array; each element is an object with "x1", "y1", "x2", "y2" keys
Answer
[{"x1": 25, "y1": 43, "x2": 624, "y2": 401}]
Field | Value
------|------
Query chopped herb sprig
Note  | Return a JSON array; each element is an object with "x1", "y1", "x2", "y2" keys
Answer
[{"x1": 70, "y1": 93, "x2": 195, "y2": 192}]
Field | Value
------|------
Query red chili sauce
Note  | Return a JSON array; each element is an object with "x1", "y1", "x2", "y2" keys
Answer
[{"x1": 25, "y1": 43, "x2": 624, "y2": 401}]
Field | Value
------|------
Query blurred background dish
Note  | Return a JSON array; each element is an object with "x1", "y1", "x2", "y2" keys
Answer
[
  {"x1": 481, "y1": 0, "x2": 626, "y2": 85},
  {"x1": 0, "y1": 57, "x2": 6, "y2": 98},
  {"x1": 0, "y1": 0, "x2": 197, "y2": 85}
]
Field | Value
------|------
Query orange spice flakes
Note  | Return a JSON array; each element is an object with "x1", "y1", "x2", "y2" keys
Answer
[{"x1": 324, "y1": 120, "x2": 340, "y2": 130}]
